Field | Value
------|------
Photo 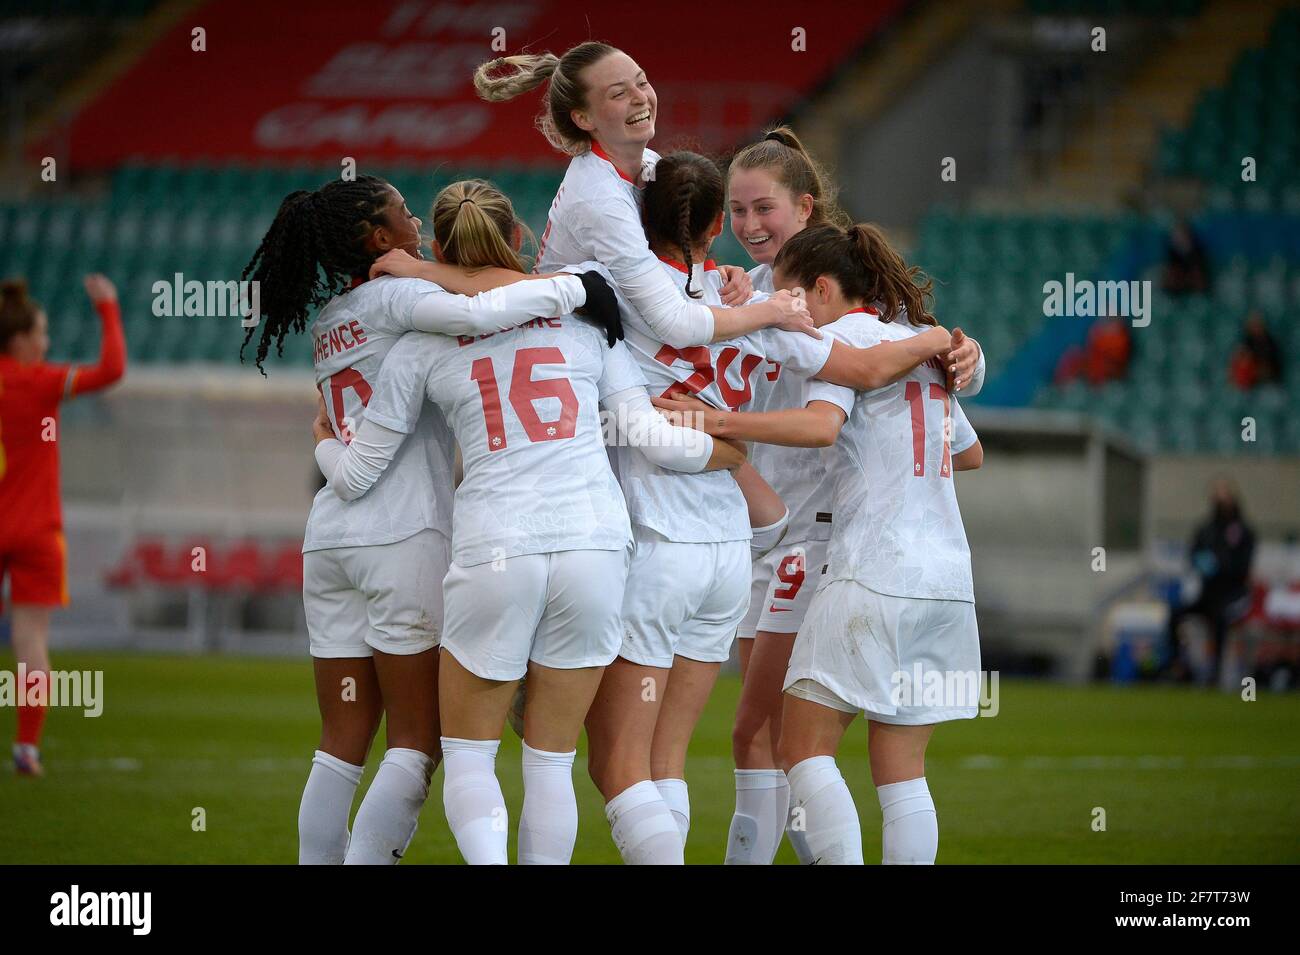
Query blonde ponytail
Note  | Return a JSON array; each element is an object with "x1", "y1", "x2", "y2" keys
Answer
[
  {"x1": 431, "y1": 179, "x2": 533, "y2": 272},
  {"x1": 472, "y1": 41, "x2": 618, "y2": 155}
]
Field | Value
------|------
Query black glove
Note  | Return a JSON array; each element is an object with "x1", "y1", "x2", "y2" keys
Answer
[{"x1": 574, "y1": 270, "x2": 625, "y2": 348}]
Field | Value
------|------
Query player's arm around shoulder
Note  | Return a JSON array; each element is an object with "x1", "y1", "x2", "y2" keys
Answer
[
  {"x1": 651, "y1": 392, "x2": 846, "y2": 449},
  {"x1": 816, "y1": 320, "x2": 952, "y2": 393}
]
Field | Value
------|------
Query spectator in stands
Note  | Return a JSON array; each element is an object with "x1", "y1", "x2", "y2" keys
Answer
[
  {"x1": 1166, "y1": 478, "x2": 1256, "y2": 684},
  {"x1": 1160, "y1": 217, "x2": 1211, "y2": 296},
  {"x1": 1083, "y1": 316, "x2": 1131, "y2": 385},
  {"x1": 1053, "y1": 312, "x2": 1130, "y2": 386},
  {"x1": 1229, "y1": 311, "x2": 1283, "y2": 390}
]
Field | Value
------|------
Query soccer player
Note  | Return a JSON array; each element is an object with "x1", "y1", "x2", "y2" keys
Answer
[
  {"x1": 587, "y1": 150, "x2": 977, "y2": 863},
  {"x1": 0, "y1": 274, "x2": 125, "y2": 777},
  {"x1": 470, "y1": 41, "x2": 815, "y2": 347},
  {"x1": 243, "y1": 175, "x2": 598, "y2": 863},
  {"x1": 655, "y1": 223, "x2": 985, "y2": 865},
  {"x1": 722, "y1": 128, "x2": 986, "y2": 863},
  {"x1": 314, "y1": 178, "x2": 741, "y2": 865}
]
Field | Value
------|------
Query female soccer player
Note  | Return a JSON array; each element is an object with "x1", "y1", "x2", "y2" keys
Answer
[
  {"x1": 656, "y1": 223, "x2": 984, "y2": 865},
  {"x1": 587, "y1": 149, "x2": 972, "y2": 864},
  {"x1": 244, "y1": 174, "x2": 606, "y2": 863},
  {"x1": 0, "y1": 274, "x2": 125, "y2": 777},
  {"x1": 723, "y1": 127, "x2": 986, "y2": 863},
  {"x1": 374, "y1": 43, "x2": 814, "y2": 348},
  {"x1": 314, "y1": 178, "x2": 742, "y2": 865}
]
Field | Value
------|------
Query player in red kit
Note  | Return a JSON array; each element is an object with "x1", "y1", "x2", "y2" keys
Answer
[{"x1": 0, "y1": 274, "x2": 125, "y2": 776}]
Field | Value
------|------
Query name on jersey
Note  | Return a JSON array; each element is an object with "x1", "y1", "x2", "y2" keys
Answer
[
  {"x1": 313, "y1": 320, "x2": 369, "y2": 364},
  {"x1": 457, "y1": 316, "x2": 562, "y2": 347}
]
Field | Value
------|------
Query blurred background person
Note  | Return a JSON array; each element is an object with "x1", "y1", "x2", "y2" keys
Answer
[
  {"x1": 1166, "y1": 478, "x2": 1256, "y2": 685},
  {"x1": 1160, "y1": 217, "x2": 1211, "y2": 297},
  {"x1": 0, "y1": 275, "x2": 125, "y2": 776},
  {"x1": 1229, "y1": 310, "x2": 1283, "y2": 390}
]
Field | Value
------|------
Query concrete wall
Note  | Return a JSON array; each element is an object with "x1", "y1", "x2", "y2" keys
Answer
[{"x1": 837, "y1": 33, "x2": 1011, "y2": 226}]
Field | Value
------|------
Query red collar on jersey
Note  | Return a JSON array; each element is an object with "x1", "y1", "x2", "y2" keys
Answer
[
  {"x1": 591, "y1": 141, "x2": 640, "y2": 185},
  {"x1": 350, "y1": 274, "x2": 368, "y2": 289},
  {"x1": 841, "y1": 305, "x2": 879, "y2": 317},
  {"x1": 657, "y1": 255, "x2": 718, "y2": 274}
]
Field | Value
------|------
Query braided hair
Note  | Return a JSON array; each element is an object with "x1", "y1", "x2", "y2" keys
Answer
[
  {"x1": 240, "y1": 174, "x2": 395, "y2": 373},
  {"x1": 641, "y1": 151, "x2": 724, "y2": 299}
]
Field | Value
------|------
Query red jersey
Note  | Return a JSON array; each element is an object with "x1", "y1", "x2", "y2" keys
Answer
[{"x1": 0, "y1": 300, "x2": 125, "y2": 540}]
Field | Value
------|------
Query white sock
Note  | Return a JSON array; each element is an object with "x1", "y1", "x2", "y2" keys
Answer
[
  {"x1": 787, "y1": 755, "x2": 863, "y2": 865},
  {"x1": 519, "y1": 742, "x2": 578, "y2": 865},
  {"x1": 441, "y1": 737, "x2": 508, "y2": 865},
  {"x1": 725, "y1": 769, "x2": 789, "y2": 865},
  {"x1": 298, "y1": 750, "x2": 363, "y2": 865},
  {"x1": 786, "y1": 811, "x2": 816, "y2": 865},
  {"x1": 343, "y1": 747, "x2": 435, "y2": 865},
  {"x1": 877, "y1": 776, "x2": 938, "y2": 865},
  {"x1": 605, "y1": 780, "x2": 684, "y2": 865},
  {"x1": 653, "y1": 777, "x2": 690, "y2": 846}
]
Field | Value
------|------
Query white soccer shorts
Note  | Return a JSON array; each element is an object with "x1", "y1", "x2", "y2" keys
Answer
[
  {"x1": 303, "y1": 528, "x2": 449, "y2": 658},
  {"x1": 784, "y1": 579, "x2": 981, "y2": 725},
  {"x1": 620, "y1": 526, "x2": 751, "y2": 668},
  {"x1": 441, "y1": 547, "x2": 629, "y2": 682},
  {"x1": 736, "y1": 537, "x2": 828, "y2": 639}
]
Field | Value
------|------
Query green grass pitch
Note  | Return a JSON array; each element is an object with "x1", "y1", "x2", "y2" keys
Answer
[{"x1": 1, "y1": 652, "x2": 1297, "y2": 864}]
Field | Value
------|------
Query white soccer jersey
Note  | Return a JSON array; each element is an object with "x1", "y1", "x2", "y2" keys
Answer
[
  {"x1": 805, "y1": 309, "x2": 978, "y2": 603},
  {"x1": 746, "y1": 262, "x2": 837, "y2": 544},
  {"x1": 364, "y1": 316, "x2": 642, "y2": 567},
  {"x1": 613, "y1": 258, "x2": 832, "y2": 543},
  {"x1": 303, "y1": 274, "x2": 585, "y2": 552},
  {"x1": 536, "y1": 144, "x2": 661, "y2": 278}
]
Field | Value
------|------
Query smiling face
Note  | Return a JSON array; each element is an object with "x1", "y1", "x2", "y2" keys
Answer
[
  {"x1": 365, "y1": 187, "x2": 423, "y2": 260},
  {"x1": 728, "y1": 166, "x2": 813, "y2": 266},
  {"x1": 571, "y1": 50, "x2": 657, "y2": 151}
]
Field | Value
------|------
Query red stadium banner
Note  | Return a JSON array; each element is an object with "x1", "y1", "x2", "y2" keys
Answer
[{"x1": 53, "y1": 0, "x2": 904, "y2": 167}]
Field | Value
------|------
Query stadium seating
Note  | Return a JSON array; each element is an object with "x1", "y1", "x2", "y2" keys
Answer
[
  {"x1": 1157, "y1": 7, "x2": 1300, "y2": 208},
  {"x1": 909, "y1": 7, "x2": 1300, "y2": 456},
  {"x1": 1, "y1": 161, "x2": 756, "y2": 370}
]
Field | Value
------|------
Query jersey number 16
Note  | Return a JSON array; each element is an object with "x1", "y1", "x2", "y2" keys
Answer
[{"x1": 470, "y1": 347, "x2": 578, "y2": 451}]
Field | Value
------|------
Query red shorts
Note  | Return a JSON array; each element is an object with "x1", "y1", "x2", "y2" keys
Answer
[{"x1": 0, "y1": 530, "x2": 68, "y2": 614}]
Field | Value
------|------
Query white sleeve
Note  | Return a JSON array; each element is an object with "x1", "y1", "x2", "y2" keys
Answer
[
  {"x1": 758, "y1": 325, "x2": 834, "y2": 378},
  {"x1": 597, "y1": 339, "x2": 649, "y2": 399},
  {"x1": 575, "y1": 196, "x2": 714, "y2": 347},
  {"x1": 405, "y1": 275, "x2": 586, "y2": 336},
  {"x1": 750, "y1": 509, "x2": 789, "y2": 561},
  {"x1": 601, "y1": 386, "x2": 714, "y2": 473},
  {"x1": 313, "y1": 419, "x2": 407, "y2": 502},
  {"x1": 962, "y1": 347, "x2": 986, "y2": 397},
  {"x1": 363, "y1": 335, "x2": 431, "y2": 434},
  {"x1": 949, "y1": 397, "x2": 978, "y2": 454},
  {"x1": 805, "y1": 378, "x2": 855, "y2": 417}
]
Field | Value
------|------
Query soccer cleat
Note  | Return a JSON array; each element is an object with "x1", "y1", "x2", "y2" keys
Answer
[{"x1": 13, "y1": 743, "x2": 44, "y2": 778}]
